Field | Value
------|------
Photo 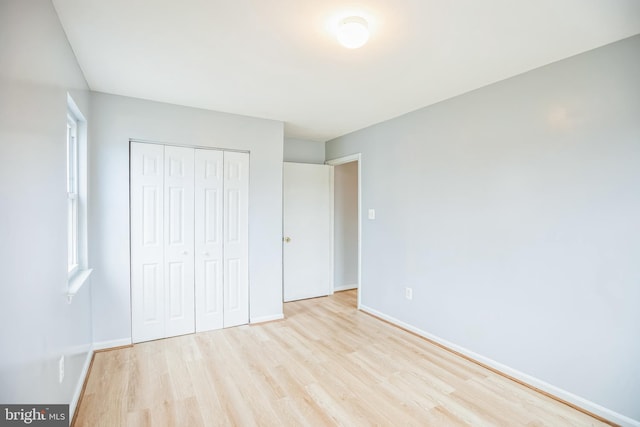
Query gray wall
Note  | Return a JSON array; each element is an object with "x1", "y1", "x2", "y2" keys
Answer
[
  {"x1": 284, "y1": 138, "x2": 326, "y2": 164},
  {"x1": 90, "y1": 92, "x2": 284, "y2": 344},
  {"x1": 334, "y1": 162, "x2": 359, "y2": 290},
  {"x1": 327, "y1": 35, "x2": 640, "y2": 422},
  {"x1": 0, "y1": 0, "x2": 93, "y2": 408}
]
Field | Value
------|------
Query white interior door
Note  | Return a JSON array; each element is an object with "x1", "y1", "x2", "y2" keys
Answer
[
  {"x1": 194, "y1": 149, "x2": 224, "y2": 332},
  {"x1": 223, "y1": 152, "x2": 249, "y2": 327},
  {"x1": 283, "y1": 162, "x2": 332, "y2": 302},
  {"x1": 163, "y1": 146, "x2": 195, "y2": 338},
  {"x1": 131, "y1": 142, "x2": 165, "y2": 342}
]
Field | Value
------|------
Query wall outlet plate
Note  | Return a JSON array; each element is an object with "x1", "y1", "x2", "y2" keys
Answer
[{"x1": 405, "y1": 287, "x2": 413, "y2": 300}]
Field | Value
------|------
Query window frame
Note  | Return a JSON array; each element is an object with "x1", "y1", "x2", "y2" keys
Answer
[
  {"x1": 67, "y1": 113, "x2": 79, "y2": 276},
  {"x1": 66, "y1": 94, "x2": 92, "y2": 302}
]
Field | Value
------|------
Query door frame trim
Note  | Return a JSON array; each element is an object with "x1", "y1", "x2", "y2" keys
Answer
[{"x1": 326, "y1": 153, "x2": 362, "y2": 309}]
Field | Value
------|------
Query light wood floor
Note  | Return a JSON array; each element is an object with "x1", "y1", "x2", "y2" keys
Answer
[{"x1": 74, "y1": 291, "x2": 610, "y2": 426}]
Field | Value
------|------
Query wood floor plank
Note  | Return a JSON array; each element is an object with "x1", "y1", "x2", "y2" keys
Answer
[{"x1": 73, "y1": 290, "x2": 612, "y2": 426}]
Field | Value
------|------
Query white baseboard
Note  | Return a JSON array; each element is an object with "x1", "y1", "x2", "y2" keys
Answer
[
  {"x1": 69, "y1": 348, "x2": 93, "y2": 422},
  {"x1": 359, "y1": 305, "x2": 640, "y2": 427},
  {"x1": 93, "y1": 337, "x2": 132, "y2": 351},
  {"x1": 251, "y1": 313, "x2": 284, "y2": 324},
  {"x1": 334, "y1": 284, "x2": 358, "y2": 292}
]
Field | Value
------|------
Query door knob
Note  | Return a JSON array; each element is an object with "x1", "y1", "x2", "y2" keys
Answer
[
  {"x1": 283, "y1": 237, "x2": 291, "y2": 243},
  {"x1": 203, "y1": 252, "x2": 210, "y2": 256},
  {"x1": 182, "y1": 251, "x2": 188, "y2": 255}
]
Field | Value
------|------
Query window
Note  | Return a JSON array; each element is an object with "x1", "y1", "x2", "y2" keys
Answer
[
  {"x1": 66, "y1": 94, "x2": 91, "y2": 301},
  {"x1": 67, "y1": 113, "x2": 79, "y2": 274}
]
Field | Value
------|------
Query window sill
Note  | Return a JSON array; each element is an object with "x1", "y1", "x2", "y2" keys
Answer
[{"x1": 67, "y1": 268, "x2": 93, "y2": 303}]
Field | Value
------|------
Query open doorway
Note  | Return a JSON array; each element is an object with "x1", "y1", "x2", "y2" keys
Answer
[{"x1": 327, "y1": 154, "x2": 361, "y2": 308}]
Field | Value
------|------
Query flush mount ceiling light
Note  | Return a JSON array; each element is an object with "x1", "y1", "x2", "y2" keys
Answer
[{"x1": 336, "y1": 16, "x2": 369, "y2": 49}]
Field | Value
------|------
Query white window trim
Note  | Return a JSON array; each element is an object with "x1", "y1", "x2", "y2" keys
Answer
[
  {"x1": 67, "y1": 94, "x2": 92, "y2": 303},
  {"x1": 67, "y1": 113, "x2": 79, "y2": 276}
]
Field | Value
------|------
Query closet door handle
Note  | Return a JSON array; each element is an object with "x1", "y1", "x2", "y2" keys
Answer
[
  {"x1": 203, "y1": 252, "x2": 210, "y2": 257},
  {"x1": 182, "y1": 250, "x2": 188, "y2": 255}
]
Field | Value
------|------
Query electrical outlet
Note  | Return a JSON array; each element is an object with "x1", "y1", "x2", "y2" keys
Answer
[
  {"x1": 58, "y1": 356, "x2": 65, "y2": 383},
  {"x1": 405, "y1": 287, "x2": 413, "y2": 300}
]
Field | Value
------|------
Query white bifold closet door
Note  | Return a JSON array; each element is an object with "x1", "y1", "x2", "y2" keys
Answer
[
  {"x1": 194, "y1": 150, "x2": 249, "y2": 331},
  {"x1": 131, "y1": 142, "x2": 248, "y2": 343},
  {"x1": 130, "y1": 143, "x2": 195, "y2": 342},
  {"x1": 131, "y1": 143, "x2": 166, "y2": 343},
  {"x1": 164, "y1": 146, "x2": 196, "y2": 337},
  {"x1": 221, "y1": 152, "x2": 250, "y2": 327}
]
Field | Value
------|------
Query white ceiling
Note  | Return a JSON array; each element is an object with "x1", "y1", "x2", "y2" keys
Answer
[{"x1": 52, "y1": 0, "x2": 640, "y2": 142}]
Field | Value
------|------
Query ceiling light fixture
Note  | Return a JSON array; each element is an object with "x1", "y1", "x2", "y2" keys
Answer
[{"x1": 336, "y1": 16, "x2": 369, "y2": 49}]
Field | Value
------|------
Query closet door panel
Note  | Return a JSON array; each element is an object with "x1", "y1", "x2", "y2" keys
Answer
[
  {"x1": 164, "y1": 146, "x2": 195, "y2": 338},
  {"x1": 223, "y1": 151, "x2": 249, "y2": 328},
  {"x1": 131, "y1": 142, "x2": 165, "y2": 343},
  {"x1": 194, "y1": 149, "x2": 224, "y2": 332}
]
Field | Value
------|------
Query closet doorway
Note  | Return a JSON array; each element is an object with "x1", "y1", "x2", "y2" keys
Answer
[{"x1": 130, "y1": 141, "x2": 249, "y2": 343}]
